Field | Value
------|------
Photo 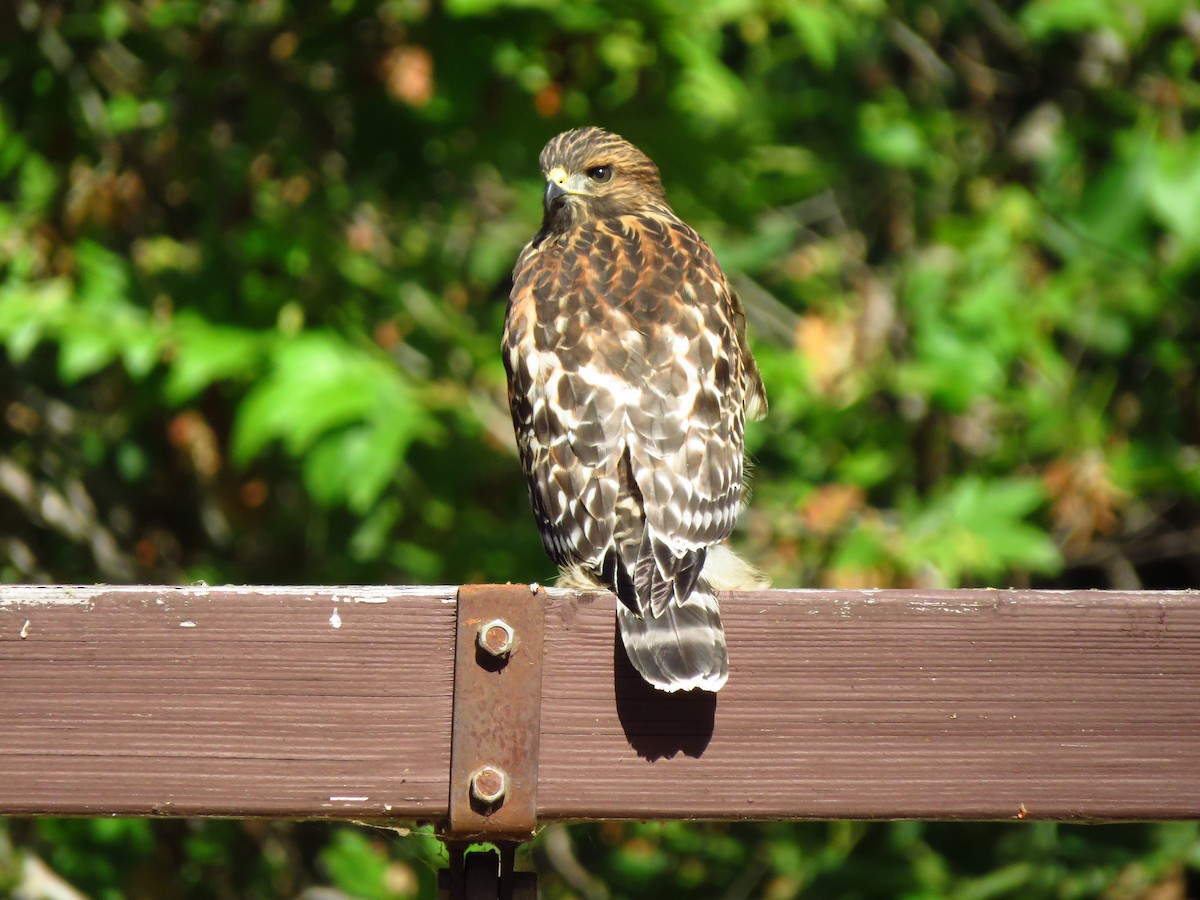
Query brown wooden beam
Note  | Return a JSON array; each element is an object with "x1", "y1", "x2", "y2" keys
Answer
[
  {"x1": 3, "y1": 585, "x2": 1199, "y2": 822},
  {"x1": 0, "y1": 585, "x2": 456, "y2": 819},
  {"x1": 540, "y1": 588, "x2": 1200, "y2": 821}
]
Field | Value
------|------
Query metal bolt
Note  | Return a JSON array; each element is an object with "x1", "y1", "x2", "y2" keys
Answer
[
  {"x1": 469, "y1": 765, "x2": 508, "y2": 807},
  {"x1": 477, "y1": 618, "x2": 514, "y2": 658}
]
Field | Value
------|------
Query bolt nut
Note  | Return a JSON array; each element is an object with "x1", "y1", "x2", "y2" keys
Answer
[
  {"x1": 469, "y1": 765, "x2": 508, "y2": 807},
  {"x1": 477, "y1": 618, "x2": 514, "y2": 658}
]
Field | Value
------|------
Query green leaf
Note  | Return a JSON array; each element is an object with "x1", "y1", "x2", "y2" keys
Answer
[
  {"x1": 57, "y1": 327, "x2": 121, "y2": 383},
  {"x1": 318, "y1": 828, "x2": 398, "y2": 900},
  {"x1": 303, "y1": 420, "x2": 408, "y2": 513},
  {"x1": 18, "y1": 152, "x2": 57, "y2": 212},
  {"x1": 1067, "y1": 131, "x2": 1155, "y2": 260},
  {"x1": 231, "y1": 331, "x2": 433, "y2": 510},
  {"x1": 667, "y1": 31, "x2": 746, "y2": 126},
  {"x1": 232, "y1": 333, "x2": 383, "y2": 461},
  {"x1": 859, "y1": 103, "x2": 928, "y2": 168},
  {"x1": 1019, "y1": 0, "x2": 1120, "y2": 39},
  {"x1": 901, "y1": 478, "x2": 1061, "y2": 583},
  {"x1": 165, "y1": 313, "x2": 265, "y2": 403},
  {"x1": 785, "y1": 4, "x2": 840, "y2": 71},
  {"x1": 1147, "y1": 133, "x2": 1200, "y2": 256},
  {"x1": 0, "y1": 277, "x2": 71, "y2": 361}
]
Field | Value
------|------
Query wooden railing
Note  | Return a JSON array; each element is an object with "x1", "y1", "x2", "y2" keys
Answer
[{"x1": 4, "y1": 584, "x2": 1199, "y2": 896}]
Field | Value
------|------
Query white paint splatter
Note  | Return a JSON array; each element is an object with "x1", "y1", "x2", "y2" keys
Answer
[
  {"x1": 329, "y1": 608, "x2": 342, "y2": 629},
  {"x1": 329, "y1": 796, "x2": 368, "y2": 802},
  {"x1": 180, "y1": 620, "x2": 197, "y2": 628},
  {"x1": 19, "y1": 620, "x2": 30, "y2": 639}
]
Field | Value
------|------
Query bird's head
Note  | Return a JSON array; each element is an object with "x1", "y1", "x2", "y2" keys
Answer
[{"x1": 536, "y1": 127, "x2": 669, "y2": 232}]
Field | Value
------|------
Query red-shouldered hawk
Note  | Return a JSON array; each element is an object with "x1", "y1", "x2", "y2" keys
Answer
[{"x1": 503, "y1": 127, "x2": 767, "y2": 692}]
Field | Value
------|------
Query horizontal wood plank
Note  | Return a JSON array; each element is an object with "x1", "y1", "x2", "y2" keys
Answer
[
  {"x1": 0, "y1": 585, "x2": 457, "y2": 818},
  {"x1": 538, "y1": 588, "x2": 1200, "y2": 821},
  {"x1": 3, "y1": 585, "x2": 1199, "y2": 822}
]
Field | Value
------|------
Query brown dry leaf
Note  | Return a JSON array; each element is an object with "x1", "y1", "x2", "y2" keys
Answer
[
  {"x1": 279, "y1": 174, "x2": 311, "y2": 206},
  {"x1": 167, "y1": 411, "x2": 221, "y2": 480},
  {"x1": 249, "y1": 152, "x2": 274, "y2": 185},
  {"x1": 134, "y1": 537, "x2": 158, "y2": 569},
  {"x1": 796, "y1": 314, "x2": 856, "y2": 392},
  {"x1": 346, "y1": 218, "x2": 376, "y2": 254},
  {"x1": 373, "y1": 319, "x2": 401, "y2": 351},
  {"x1": 1102, "y1": 862, "x2": 1186, "y2": 900},
  {"x1": 65, "y1": 162, "x2": 145, "y2": 231},
  {"x1": 134, "y1": 528, "x2": 182, "y2": 572},
  {"x1": 270, "y1": 31, "x2": 298, "y2": 62},
  {"x1": 801, "y1": 483, "x2": 865, "y2": 535},
  {"x1": 534, "y1": 83, "x2": 562, "y2": 118},
  {"x1": 239, "y1": 480, "x2": 269, "y2": 509},
  {"x1": 345, "y1": 206, "x2": 393, "y2": 263},
  {"x1": 381, "y1": 45, "x2": 434, "y2": 107},
  {"x1": 1043, "y1": 450, "x2": 1125, "y2": 550}
]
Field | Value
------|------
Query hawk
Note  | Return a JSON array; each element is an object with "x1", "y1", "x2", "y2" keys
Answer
[{"x1": 503, "y1": 127, "x2": 767, "y2": 692}]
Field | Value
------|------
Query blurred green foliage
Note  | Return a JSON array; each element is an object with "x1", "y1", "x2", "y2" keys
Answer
[{"x1": 2, "y1": 0, "x2": 1199, "y2": 896}]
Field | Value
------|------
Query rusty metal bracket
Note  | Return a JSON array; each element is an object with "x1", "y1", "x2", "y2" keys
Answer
[{"x1": 446, "y1": 583, "x2": 544, "y2": 841}]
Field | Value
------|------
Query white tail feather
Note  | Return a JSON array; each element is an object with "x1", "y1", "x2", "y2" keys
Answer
[
  {"x1": 617, "y1": 578, "x2": 727, "y2": 692},
  {"x1": 558, "y1": 543, "x2": 767, "y2": 692}
]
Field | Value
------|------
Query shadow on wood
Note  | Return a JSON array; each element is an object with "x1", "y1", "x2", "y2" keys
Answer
[{"x1": 612, "y1": 628, "x2": 716, "y2": 761}]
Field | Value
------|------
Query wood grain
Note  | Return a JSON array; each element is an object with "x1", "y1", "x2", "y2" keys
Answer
[
  {"x1": 0, "y1": 585, "x2": 456, "y2": 818},
  {"x1": 539, "y1": 588, "x2": 1200, "y2": 821},
  {"x1": 3, "y1": 585, "x2": 1198, "y2": 822}
]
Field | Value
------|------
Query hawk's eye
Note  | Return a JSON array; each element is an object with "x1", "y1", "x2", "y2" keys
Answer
[{"x1": 586, "y1": 165, "x2": 613, "y2": 184}]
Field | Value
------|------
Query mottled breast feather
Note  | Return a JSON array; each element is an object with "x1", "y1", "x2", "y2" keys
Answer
[{"x1": 506, "y1": 206, "x2": 759, "y2": 601}]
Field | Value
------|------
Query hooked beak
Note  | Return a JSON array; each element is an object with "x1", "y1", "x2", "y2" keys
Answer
[
  {"x1": 544, "y1": 179, "x2": 569, "y2": 212},
  {"x1": 543, "y1": 165, "x2": 577, "y2": 213}
]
